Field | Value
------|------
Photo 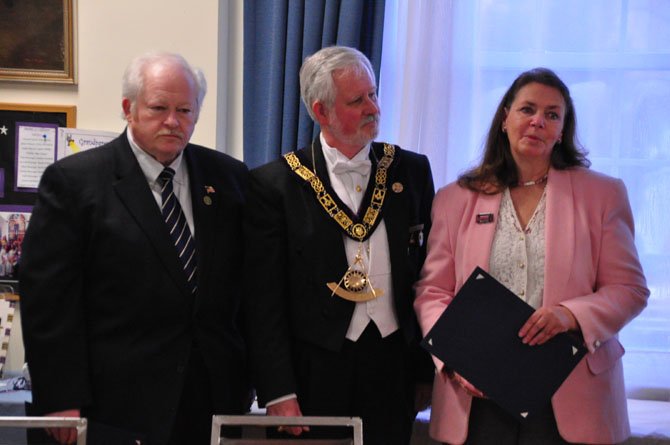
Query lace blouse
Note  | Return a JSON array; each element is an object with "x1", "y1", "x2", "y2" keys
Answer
[{"x1": 489, "y1": 188, "x2": 547, "y2": 309}]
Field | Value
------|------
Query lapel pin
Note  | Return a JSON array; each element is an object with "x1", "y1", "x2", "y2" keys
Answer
[
  {"x1": 476, "y1": 213, "x2": 494, "y2": 224},
  {"x1": 203, "y1": 185, "x2": 215, "y2": 205},
  {"x1": 392, "y1": 182, "x2": 403, "y2": 193}
]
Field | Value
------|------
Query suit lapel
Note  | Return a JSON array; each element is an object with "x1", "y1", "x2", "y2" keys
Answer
[
  {"x1": 112, "y1": 135, "x2": 192, "y2": 297},
  {"x1": 379, "y1": 144, "x2": 408, "y2": 305},
  {"x1": 306, "y1": 140, "x2": 350, "y2": 266},
  {"x1": 184, "y1": 147, "x2": 218, "y2": 305},
  {"x1": 464, "y1": 192, "x2": 502, "y2": 278},
  {"x1": 299, "y1": 140, "x2": 359, "y2": 285},
  {"x1": 543, "y1": 168, "x2": 575, "y2": 305}
]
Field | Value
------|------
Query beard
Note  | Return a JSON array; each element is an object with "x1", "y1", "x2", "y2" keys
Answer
[{"x1": 329, "y1": 113, "x2": 380, "y2": 148}]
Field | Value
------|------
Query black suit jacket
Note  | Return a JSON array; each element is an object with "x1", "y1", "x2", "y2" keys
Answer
[
  {"x1": 244, "y1": 140, "x2": 435, "y2": 405},
  {"x1": 20, "y1": 132, "x2": 250, "y2": 444}
]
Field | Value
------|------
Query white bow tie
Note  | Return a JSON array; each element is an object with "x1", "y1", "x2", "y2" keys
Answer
[{"x1": 331, "y1": 159, "x2": 371, "y2": 176}]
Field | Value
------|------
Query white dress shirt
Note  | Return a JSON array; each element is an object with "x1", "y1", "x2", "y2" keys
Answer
[
  {"x1": 127, "y1": 130, "x2": 195, "y2": 237},
  {"x1": 320, "y1": 134, "x2": 399, "y2": 341}
]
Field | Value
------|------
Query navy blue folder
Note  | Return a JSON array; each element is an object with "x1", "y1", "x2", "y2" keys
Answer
[{"x1": 421, "y1": 267, "x2": 587, "y2": 421}]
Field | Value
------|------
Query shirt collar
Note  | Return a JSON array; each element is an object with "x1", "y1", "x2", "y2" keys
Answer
[
  {"x1": 127, "y1": 128, "x2": 186, "y2": 186},
  {"x1": 319, "y1": 133, "x2": 371, "y2": 173}
]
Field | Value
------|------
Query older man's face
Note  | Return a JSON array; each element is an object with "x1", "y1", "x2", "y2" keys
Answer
[
  {"x1": 323, "y1": 68, "x2": 380, "y2": 155},
  {"x1": 123, "y1": 63, "x2": 198, "y2": 166}
]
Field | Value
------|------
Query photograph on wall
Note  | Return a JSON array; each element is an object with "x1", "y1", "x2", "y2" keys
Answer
[
  {"x1": 0, "y1": 0, "x2": 77, "y2": 83},
  {"x1": 0, "y1": 211, "x2": 27, "y2": 282}
]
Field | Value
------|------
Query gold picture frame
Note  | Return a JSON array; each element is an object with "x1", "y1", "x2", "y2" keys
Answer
[
  {"x1": 0, "y1": 103, "x2": 77, "y2": 128},
  {"x1": 0, "y1": 0, "x2": 77, "y2": 84}
]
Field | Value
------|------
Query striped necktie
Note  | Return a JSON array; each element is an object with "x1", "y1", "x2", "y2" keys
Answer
[{"x1": 158, "y1": 167, "x2": 198, "y2": 294}]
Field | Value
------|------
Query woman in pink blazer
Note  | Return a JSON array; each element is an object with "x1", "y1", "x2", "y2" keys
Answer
[{"x1": 415, "y1": 68, "x2": 649, "y2": 445}]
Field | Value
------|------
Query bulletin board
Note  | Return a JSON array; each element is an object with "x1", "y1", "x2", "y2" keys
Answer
[
  {"x1": 0, "y1": 103, "x2": 76, "y2": 208},
  {"x1": 0, "y1": 103, "x2": 76, "y2": 287}
]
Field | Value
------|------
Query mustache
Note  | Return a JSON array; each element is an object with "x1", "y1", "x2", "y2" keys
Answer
[
  {"x1": 157, "y1": 130, "x2": 185, "y2": 138},
  {"x1": 362, "y1": 115, "x2": 379, "y2": 125}
]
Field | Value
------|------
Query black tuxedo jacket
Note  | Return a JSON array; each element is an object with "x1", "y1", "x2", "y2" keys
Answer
[
  {"x1": 20, "y1": 132, "x2": 250, "y2": 444},
  {"x1": 244, "y1": 140, "x2": 435, "y2": 405}
]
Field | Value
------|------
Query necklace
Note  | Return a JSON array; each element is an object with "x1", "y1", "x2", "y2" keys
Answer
[
  {"x1": 284, "y1": 141, "x2": 394, "y2": 241},
  {"x1": 519, "y1": 173, "x2": 548, "y2": 187}
]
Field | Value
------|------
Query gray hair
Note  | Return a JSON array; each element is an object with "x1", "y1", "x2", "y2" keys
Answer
[
  {"x1": 121, "y1": 51, "x2": 207, "y2": 120},
  {"x1": 299, "y1": 46, "x2": 376, "y2": 121}
]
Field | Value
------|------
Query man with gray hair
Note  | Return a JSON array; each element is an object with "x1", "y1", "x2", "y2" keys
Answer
[
  {"x1": 244, "y1": 45, "x2": 435, "y2": 444},
  {"x1": 21, "y1": 51, "x2": 250, "y2": 444}
]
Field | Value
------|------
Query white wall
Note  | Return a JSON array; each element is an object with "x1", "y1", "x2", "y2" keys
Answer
[
  {"x1": 217, "y1": 0, "x2": 244, "y2": 159},
  {"x1": 0, "y1": 0, "x2": 229, "y2": 148},
  {"x1": 0, "y1": 0, "x2": 245, "y2": 375}
]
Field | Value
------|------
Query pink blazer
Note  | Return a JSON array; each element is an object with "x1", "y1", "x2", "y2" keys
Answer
[{"x1": 415, "y1": 167, "x2": 649, "y2": 444}]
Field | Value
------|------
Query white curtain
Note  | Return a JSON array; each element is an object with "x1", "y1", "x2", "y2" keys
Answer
[{"x1": 378, "y1": 0, "x2": 670, "y2": 396}]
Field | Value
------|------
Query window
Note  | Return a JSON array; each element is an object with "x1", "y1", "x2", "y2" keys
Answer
[{"x1": 379, "y1": 0, "x2": 670, "y2": 394}]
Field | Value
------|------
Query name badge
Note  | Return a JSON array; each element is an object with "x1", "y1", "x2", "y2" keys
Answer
[{"x1": 476, "y1": 213, "x2": 494, "y2": 224}]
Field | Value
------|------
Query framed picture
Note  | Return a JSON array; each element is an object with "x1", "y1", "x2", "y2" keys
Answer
[
  {"x1": 0, "y1": 0, "x2": 77, "y2": 84},
  {"x1": 0, "y1": 103, "x2": 76, "y2": 288}
]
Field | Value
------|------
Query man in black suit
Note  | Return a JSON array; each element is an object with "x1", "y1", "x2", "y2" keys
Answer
[
  {"x1": 20, "y1": 52, "x2": 250, "y2": 445},
  {"x1": 244, "y1": 46, "x2": 434, "y2": 444}
]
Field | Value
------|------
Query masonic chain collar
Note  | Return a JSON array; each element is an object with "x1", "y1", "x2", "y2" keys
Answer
[{"x1": 283, "y1": 142, "x2": 395, "y2": 242}]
